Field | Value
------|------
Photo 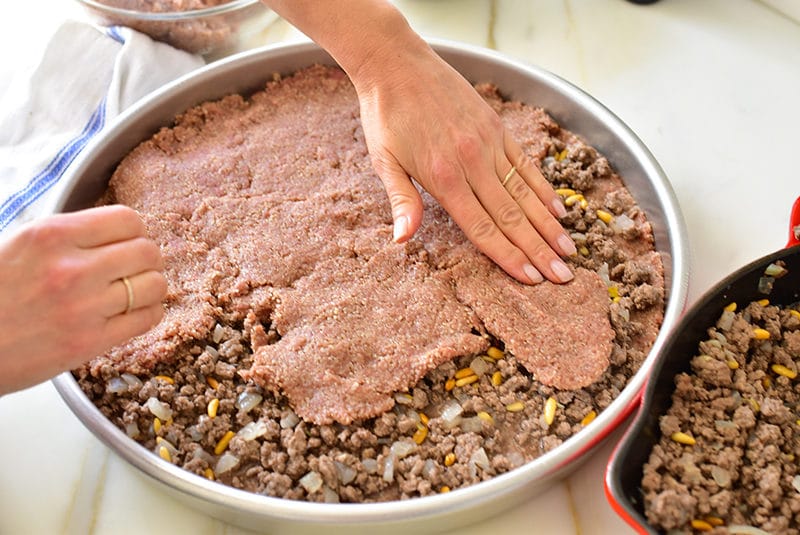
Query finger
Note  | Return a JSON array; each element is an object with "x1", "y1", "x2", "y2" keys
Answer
[
  {"x1": 471, "y1": 158, "x2": 573, "y2": 283},
  {"x1": 103, "y1": 270, "x2": 168, "y2": 317},
  {"x1": 436, "y1": 178, "x2": 544, "y2": 285},
  {"x1": 88, "y1": 236, "x2": 165, "y2": 282},
  {"x1": 371, "y1": 153, "x2": 424, "y2": 243},
  {"x1": 504, "y1": 132, "x2": 567, "y2": 219},
  {"x1": 63, "y1": 205, "x2": 147, "y2": 248},
  {"x1": 102, "y1": 302, "x2": 165, "y2": 346},
  {"x1": 494, "y1": 180, "x2": 574, "y2": 283},
  {"x1": 500, "y1": 160, "x2": 577, "y2": 258}
]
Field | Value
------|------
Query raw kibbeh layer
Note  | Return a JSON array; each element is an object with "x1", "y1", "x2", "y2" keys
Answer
[{"x1": 76, "y1": 64, "x2": 665, "y2": 502}]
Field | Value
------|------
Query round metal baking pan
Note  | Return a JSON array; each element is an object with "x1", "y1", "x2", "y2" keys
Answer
[{"x1": 48, "y1": 40, "x2": 689, "y2": 535}]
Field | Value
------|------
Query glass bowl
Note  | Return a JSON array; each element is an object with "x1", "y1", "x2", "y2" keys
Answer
[{"x1": 74, "y1": 0, "x2": 275, "y2": 57}]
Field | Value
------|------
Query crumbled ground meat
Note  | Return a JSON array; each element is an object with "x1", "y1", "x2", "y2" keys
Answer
[
  {"x1": 75, "y1": 65, "x2": 665, "y2": 503},
  {"x1": 642, "y1": 296, "x2": 800, "y2": 533}
]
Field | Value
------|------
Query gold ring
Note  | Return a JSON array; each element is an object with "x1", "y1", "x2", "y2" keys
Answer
[
  {"x1": 120, "y1": 276, "x2": 134, "y2": 314},
  {"x1": 501, "y1": 165, "x2": 517, "y2": 187}
]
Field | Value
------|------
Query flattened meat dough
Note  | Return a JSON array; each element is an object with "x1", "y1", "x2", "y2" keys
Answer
[{"x1": 94, "y1": 64, "x2": 619, "y2": 425}]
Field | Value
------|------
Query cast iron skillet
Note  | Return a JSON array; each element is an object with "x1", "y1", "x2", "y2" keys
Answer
[{"x1": 604, "y1": 197, "x2": 800, "y2": 533}]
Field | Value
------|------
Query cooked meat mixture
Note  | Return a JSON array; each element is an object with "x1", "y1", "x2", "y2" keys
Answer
[
  {"x1": 75, "y1": 64, "x2": 665, "y2": 502},
  {"x1": 642, "y1": 288, "x2": 800, "y2": 533}
]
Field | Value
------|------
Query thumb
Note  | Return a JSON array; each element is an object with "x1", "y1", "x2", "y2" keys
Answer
[{"x1": 372, "y1": 156, "x2": 424, "y2": 243}]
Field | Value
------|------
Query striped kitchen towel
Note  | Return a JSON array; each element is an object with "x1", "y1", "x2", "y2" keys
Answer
[{"x1": 0, "y1": 20, "x2": 204, "y2": 234}]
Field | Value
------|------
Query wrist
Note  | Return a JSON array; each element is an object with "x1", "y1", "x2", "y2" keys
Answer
[{"x1": 324, "y1": 5, "x2": 431, "y2": 95}]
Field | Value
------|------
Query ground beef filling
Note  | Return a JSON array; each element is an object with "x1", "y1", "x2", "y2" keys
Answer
[
  {"x1": 75, "y1": 64, "x2": 665, "y2": 502},
  {"x1": 642, "y1": 292, "x2": 800, "y2": 533}
]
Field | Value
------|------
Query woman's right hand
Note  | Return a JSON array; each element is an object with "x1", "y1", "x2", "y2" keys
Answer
[{"x1": 0, "y1": 205, "x2": 167, "y2": 394}]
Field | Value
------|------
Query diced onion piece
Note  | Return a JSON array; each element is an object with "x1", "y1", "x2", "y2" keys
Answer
[
  {"x1": 124, "y1": 421, "x2": 140, "y2": 438},
  {"x1": 323, "y1": 486, "x2": 340, "y2": 503},
  {"x1": 714, "y1": 419, "x2": 737, "y2": 430},
  {"x1": 334, "y1": 461, "x2": 357, "y2": 485},
  {"x1": 460, "y1": 416, "x2": 484, "y2": 434},
  {"x1": 394, "y1": 392, "x2": 414, "y2": 406},
  {"x1": 187, "y1": 425, "x2": 204, "y2": 442},
  {"x1": 597, "y1": 262, "x2": 611, "y2": 287},
  {"x1": 145, "y1": 397, "x2": 173, "y2": 421},
  {"x1": 280, "y1": 411, "x2": 300, "y2": 429},
  {"x1": 390, "y1": 440, "x2": 417, "y2": 460},
  {"x1": 361, "y1": 458, "x2": 378, "y2": 474},
  {"x1": 717, "y1": 310, "x2": 735, "y2": 331},
  {"x1": 106, "y1": 377, "x2": 129, "y2": 394},
  {"x1": 758, "y1": 276, "x2": 775, "y2": 295},
  {"x1": 570, "y1": 232, "x2": 587, "y2": 244},
  {"x1": 300, "y1": 471, "x2": 324, "y2": 493},
  {"x1": 764, "y1": 263, "x2": 788, "y2": 278},
  {"x1": 611, "y1": 213, "x2": 635, "y2": 233},
  {"x1": 469, "y1": 357, "x2": 492, "y2": 377},
  {"x1": 235, "y1": 391, "x2": 263, "y2": 413},
  {"x1": 121, "y1": 373, "x2": 142, "y2": 389},
  {"x1": 382, "y1": 455, "x2": 395, "y2": 483},
  {"x1": 793, "y1": 475, "x2": 800, "y2": 493},
  {"x1": 422, "y1": 459, "x2": 437, "y2": 479},
  {"x1": 710, "y1": 465, "x2": 731, "y2": 487},
  {"x1": 440, "y1": 400, "x2": 464, "y2": 428},
  {"x1": 237, "y1": 420, "x2": 268, "y2": 441},
  {"x1": 507, "y1": 452, "x2": 525, "y2": 468},
  {"x1": 215, "y1": 452, "x2": 240, "y2": 474},
  {"x1": 468, "y1": 447, "x2": 491, "y2": 478},
  {"x1": 212, "y1": 323, "x2": 225, "y2": 343},
  {"x1": 192, "y1": 448, "x2": 214, "y2": 464}
]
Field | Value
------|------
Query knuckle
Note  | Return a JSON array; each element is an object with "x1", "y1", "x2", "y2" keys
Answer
[
  {"x1": 22, "y1": 220, "x2": 66, "y2": 249},
  {"x1": 507, "y1": 178, "x2": 531, "y2": 201},
  {"x1": 429, "y1": 157, "x2": 461, "y2": 192},
  {"x1": 529, "y1": 241, "x2": 556, "y2": 263},
  {"x1": 454, "y1": 135, "x2": 482, "y2": 163},
  {"x1": 387, "y1": 189, "x2": 418, "y2": 210},
  {"x1": 516, "y1": 151, "x2": 537, "y2": 170},
  {"x1": 43, "y1": 257, "x2": 83, "y2": 296},
  {"x1": 466, "y1": 216, "x2": 497, "y2": 241},
  {"x1": 496, "y1": 202, "x2": 525, "y2": 228}
]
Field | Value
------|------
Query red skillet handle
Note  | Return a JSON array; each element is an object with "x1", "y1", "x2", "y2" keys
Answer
[{"x1": 789, "y1": 196, "x2": 800, "y2": 247}]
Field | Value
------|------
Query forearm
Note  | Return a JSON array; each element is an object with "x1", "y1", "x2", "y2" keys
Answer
[{"x1": 261, "y1": 0, "x2": 431, "y2": 92}]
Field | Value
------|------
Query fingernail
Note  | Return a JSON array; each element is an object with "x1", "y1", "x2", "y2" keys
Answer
[
  {"x1": 552, "y1": 198, "x2": 568, "y2": 218},
  {"x1": 523, "y1": 263, "x2": 544, "y2": 284},
  {"x1": 557, "y1": 234, "x2": 577, "y2": 256},
  {"x1": 550, "y1": 259, "x2": 574, "y2": 282},
  {"x1": 393, "y1": 215, "x2": 409, "y2": 243}
]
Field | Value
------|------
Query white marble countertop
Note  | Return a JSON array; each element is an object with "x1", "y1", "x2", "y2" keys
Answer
[{"x1": 1, "y1": 1, "x2": 799, "y2": 534}]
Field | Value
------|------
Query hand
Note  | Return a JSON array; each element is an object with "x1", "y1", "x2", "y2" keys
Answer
[
  {"x1": 0, "y1": 205, "x2": 167, "y2": 394},
  {"x1": 353, "y1": 43, "x2": 577, "y2": 285}
]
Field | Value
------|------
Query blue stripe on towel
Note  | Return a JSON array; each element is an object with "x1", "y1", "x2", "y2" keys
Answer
[
  {"x1": 107, "y1": 26, "x2": 126, "y2": 44},
  {"x1": 0, "y1": 98, "x2": 108, "y2": 231},
  {"x1": 0, "y1": 27, "x2": 128, "y2": 231}
]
